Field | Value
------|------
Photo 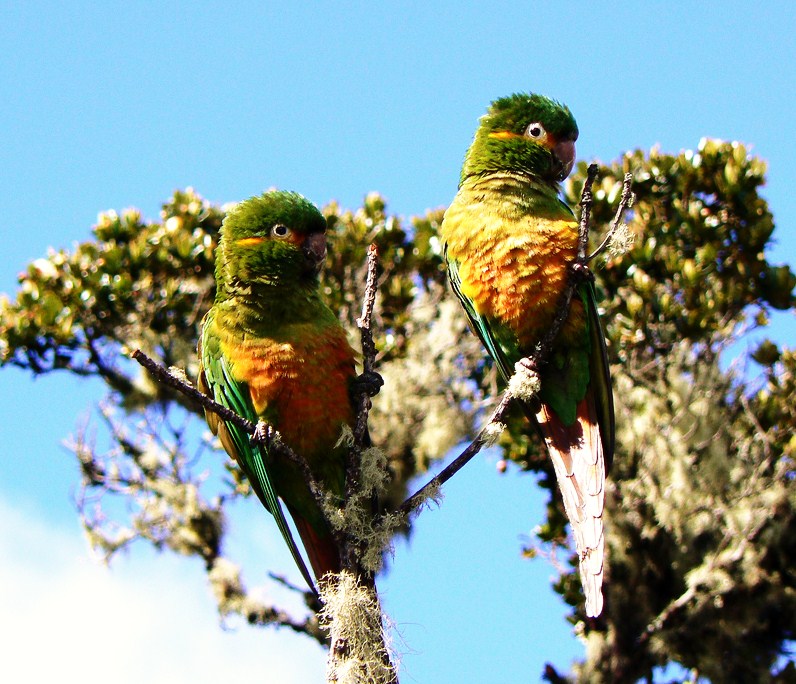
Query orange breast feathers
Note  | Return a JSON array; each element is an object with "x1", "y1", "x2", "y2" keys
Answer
[
  {"x1": 220, "y1": 326, "x2": 357, "y2": 457},
  {"x1": 447, "y1": 212, "x2": 586, "y2": 346}
]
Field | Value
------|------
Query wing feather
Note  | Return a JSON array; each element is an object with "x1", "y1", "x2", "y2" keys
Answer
[{"x1": 582, "y1": 281, "x2": 615, "y2": 469}]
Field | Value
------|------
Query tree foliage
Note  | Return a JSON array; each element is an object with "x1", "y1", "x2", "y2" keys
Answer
[{"x1": 2, "y1": 139, "x2": 795, "y2": 682}]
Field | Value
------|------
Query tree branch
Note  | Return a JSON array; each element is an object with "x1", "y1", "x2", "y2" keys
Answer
[
  {"x1": 336, "y1": 243, "x2": 384, "y2": 574},
  {"x1": 131, "y1": 350, "x2": 253, "y2": 430},
  {"x1": 129, "y1": 349, "x2": 329, "y2": 512},
  {"x1": 350, "y1": 243, "x2": 381, "y2": 492},
  {"x1": 588, "y1": 171, "x2": 634, "y2": 262},
  {"x1": 578, "y1": 163, "x2": 600, "y2": 260},
  {"x1": 357, "y1": 245, "x2": 380, "y2": 398},
  {"x1": 399, "y1": 390, "x2": 514, "y2": 516}
]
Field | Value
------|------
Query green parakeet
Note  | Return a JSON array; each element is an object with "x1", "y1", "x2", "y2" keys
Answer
[
  {"x1": 198, "y1": 190, "x2": 356, "y2": 589},
  {"x1": 440, "y1": 93, "x2": 615, "y2": 617}
]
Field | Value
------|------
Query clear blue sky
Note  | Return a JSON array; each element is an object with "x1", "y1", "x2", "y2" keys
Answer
[{"x1": 2, "y1": 2, "x2": 795, "y2": 682}]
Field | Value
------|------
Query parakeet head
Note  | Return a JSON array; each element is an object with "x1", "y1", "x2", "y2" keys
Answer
[
  {"x1": 214, "y1": 190, "x2": 328, "y2": 296},
  {"x1": 461, "y1": 93, "x2": 578, "y2": 185}
]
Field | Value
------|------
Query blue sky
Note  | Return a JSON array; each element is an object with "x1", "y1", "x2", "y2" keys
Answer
[{"x1": 2, "y1": 2, "x2": 795, "y2": 682}]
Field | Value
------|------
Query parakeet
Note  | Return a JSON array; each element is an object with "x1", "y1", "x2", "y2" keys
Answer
[
  {"x1": 198, "y1": 190, "x2": 357, "y2": 590},
  {"x1": 440, "y1": 93, "x2": 615, "y2": 617}
]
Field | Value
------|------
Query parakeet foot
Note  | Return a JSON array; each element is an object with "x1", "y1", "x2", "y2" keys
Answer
[
  {"x1": 568, "y1": 260, "x2": 595, "y2": 283},
  {"x1": 251, "y1": 419, "x2": 274, "y2": 446},
  {"x1": 353, "y1": 370, "x2": 384, "y2": 398}
]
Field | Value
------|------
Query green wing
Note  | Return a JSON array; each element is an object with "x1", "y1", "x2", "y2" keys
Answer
[
  {"x1": 200, "y1": 320, "x2": 317, "y2": 592},
  {"x1": 581, "y1": 280, "x2": 615, "y2": 468}
]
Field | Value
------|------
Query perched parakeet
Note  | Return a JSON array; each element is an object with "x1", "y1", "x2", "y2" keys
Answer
[
  {"x1": 198, "y1": 190, "x2": 357, "y2": 590},
  {"x1": 440, "y1": 93, "x2": 615, "y2": 617}
]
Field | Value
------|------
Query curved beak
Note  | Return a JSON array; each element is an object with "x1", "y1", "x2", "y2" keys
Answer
[
  {"x1": 552, "y1": 139, "x2": 576, "y2": 181},
  {"x1": 302, "y1": 231, "x2": 327, "y2": 274}
]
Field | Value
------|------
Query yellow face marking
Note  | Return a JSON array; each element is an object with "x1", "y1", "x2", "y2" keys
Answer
[
  {"x1": 236, "y1": 236, "x2": 266, "y2": 246},
  {"x1": 488, "y1": 129, "x2": 556, "y2": 149},
  {"x1": 488, "y1": 131, "x2": 523, "y2": 140}
]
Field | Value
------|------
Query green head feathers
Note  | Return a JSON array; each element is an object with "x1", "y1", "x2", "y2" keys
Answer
[
  {"x1": 461, "y1": 93, "x2": 579, "y2": 185},
  {"x1": 214, "y1": 190, "x2": 328, "y2": 298}
]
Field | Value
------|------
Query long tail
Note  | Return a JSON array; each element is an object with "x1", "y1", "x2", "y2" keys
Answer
[
  {"x1": 289, "y1": 507, "x2": 342, "y2": 583},
  {"x1": 533, "y1": 392, "x2": 606, "y2": 618}
]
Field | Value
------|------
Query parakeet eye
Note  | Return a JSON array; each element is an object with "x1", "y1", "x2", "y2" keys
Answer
[
  {"x1": 272, "y1": 224, "x2": 291, "y2": 239},
  {"x1": 525, "y1": 122, "x2": 546, "y2": 140}
]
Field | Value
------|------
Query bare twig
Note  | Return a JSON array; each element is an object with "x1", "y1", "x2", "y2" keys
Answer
[
  {"x1": 339, "y1": 243, "x2": 382, "y2": 570},
  {"x1": 131, "y1": 349, "x2": 255, "y2": 431},
  {"x1": 531, "y1": 164, "x2": 600, "y2": 366},
  {"x1": 578, "y1": 164, "x2": 600, "y2": 260},
  {"x1": 328, "y1": 244, "x2": 397, "y2": 683},
  {"x1": 209, "y1": 562, "x2": 325, "y2": 643},
  {"x1": 269, "y1": 572, "x2": 323, "y2": 603},
  {"x1": 353, "y1": 244, "x2": 380, "y2": 448},
  {"x1": 399, "y1": 391, "x2": 514, "y2": 515},
  {"x1": 588, "y1": 172, "x2": 634, "y2": 262}
]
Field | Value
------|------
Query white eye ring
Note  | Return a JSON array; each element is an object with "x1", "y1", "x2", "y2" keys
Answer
[
  {"x1": 272, "y1": 224, "x2": 291, "y2": 238},
  {"x1": 526, "y1": 122, "x2": 546, "y2": 140}
]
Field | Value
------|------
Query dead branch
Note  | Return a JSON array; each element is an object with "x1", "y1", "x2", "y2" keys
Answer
[{"x1": 588, "y1": 172, "x2": 635, "y2": 262}]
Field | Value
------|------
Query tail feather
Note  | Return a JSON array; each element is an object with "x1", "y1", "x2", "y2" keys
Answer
[
  {"x1": 290, "y1": 510, "x2": 341, "y2": 583},
  {"x1": 534, "y1": 392, "x2": 606, "y2": 617}
]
